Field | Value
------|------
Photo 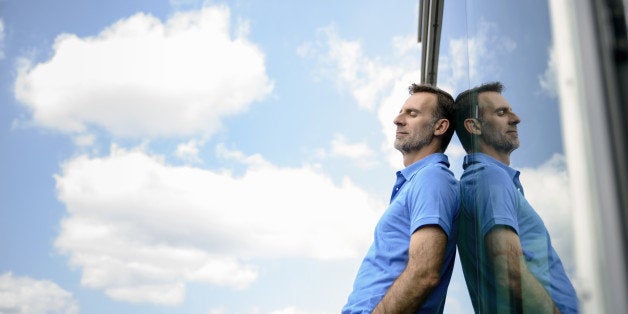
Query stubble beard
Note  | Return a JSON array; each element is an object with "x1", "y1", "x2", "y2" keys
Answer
[
  {"x1": 394, "y1": 122, "x2": 435, "y2": 155},
  {"x1": 480, "y1": 122, "x2": 520, "y2": 154}
]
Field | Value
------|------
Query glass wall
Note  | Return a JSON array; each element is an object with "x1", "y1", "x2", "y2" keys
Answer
[{"x1": 443, "y1": 0, "x2": 628, "y2": 312}]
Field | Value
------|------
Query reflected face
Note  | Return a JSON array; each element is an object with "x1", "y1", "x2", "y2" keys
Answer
[
  {"x1": 478, "y1": 91, "x2": 521, "y2": 153},
  {"x1": 393, "y1": 92, "x2": 438, "y2": 154}
]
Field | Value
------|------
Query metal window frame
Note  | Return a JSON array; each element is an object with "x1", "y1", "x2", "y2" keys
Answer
[
  {"x1": 418, "y1": 0, "x2": 444, "y2": 85},
  {"x1": 547, "y1": 0, "x2": 628, "y2": 312}
]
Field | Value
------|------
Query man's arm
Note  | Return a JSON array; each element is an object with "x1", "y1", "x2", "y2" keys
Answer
[
  {"x1": 485, "y1": 226, "x2": 561, "y2": 314},
  {"x1": 372, "y1": 225, "x2": 446, "y2": 314}
]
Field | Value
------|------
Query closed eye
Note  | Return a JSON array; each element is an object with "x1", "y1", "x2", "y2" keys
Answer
[
  {"x1": 399, "y1": 109, "x2": 420, "y2": 117},
  {"x1": 495, "y1": 108, "x2": 509, "y2": 116}
]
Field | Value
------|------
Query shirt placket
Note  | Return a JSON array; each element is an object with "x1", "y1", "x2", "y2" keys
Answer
[{"x1": 390, "y1": 171, "x2": 407, "y2": 203}]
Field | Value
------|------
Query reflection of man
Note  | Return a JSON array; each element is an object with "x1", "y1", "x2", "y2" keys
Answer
[
  {"x1": 454, "y1": 82, "x2": 578, "y2": 313},
  {"x1": 342, "y1": 84, "x2": 459, "y2": 313}
]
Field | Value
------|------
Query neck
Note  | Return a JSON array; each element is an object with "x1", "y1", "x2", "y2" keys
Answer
[
  {"x1": 401, "y1": 142, "x2": 441, "y2": 167},
  {"x1": 477, "y1": 142, "x2": 512, "y2": 165}
]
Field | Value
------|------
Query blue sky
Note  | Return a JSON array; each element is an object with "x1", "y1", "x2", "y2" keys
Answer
[{"x1": 0, "y1": 0, "x2": 575, "y2": 313}]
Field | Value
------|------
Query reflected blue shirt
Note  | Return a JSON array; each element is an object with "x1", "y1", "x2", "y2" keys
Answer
[
  {"x1": 342, "y1": 153, "x2": 460, "y2": 314},
  {"x1": 457, "y1": 153, "x2": 578, "y2": 313}
]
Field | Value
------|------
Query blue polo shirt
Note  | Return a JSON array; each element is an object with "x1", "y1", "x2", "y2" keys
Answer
[
  {"x1": 342, "y1": 153, "x2": 460, "y2": 314},
  {"x1": 457, "y1": 153, "x2": 578, "y2": 313}
]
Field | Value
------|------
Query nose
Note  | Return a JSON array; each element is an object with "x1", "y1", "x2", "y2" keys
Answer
[
  {"x1": 393, "y1": 113, "x2": 404, "y2": 126},
  {"x1": 510, "y1": 112, "x2": 521, "y2": 125}
]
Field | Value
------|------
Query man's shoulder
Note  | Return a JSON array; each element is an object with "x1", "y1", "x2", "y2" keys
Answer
[
  {"x1": 405, "y1": 162, "x2": 458, "y2": 199},
  {"x1": 414, "y1": 161, "x2": 456, "y2": 183},
  {"x1": 461, "y1": 159, "x2": 511, "y2": 183}
]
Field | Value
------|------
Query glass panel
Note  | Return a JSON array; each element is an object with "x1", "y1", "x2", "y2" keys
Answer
[{"x1": 443, "y1": 0, "x2": 580, "y2": 312}]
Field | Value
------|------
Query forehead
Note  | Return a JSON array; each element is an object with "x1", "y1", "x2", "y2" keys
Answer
[
  {"x1": 478, "y1": 91, "x2": 510, "y2": 110},
  {"x1": 401, "y1": 92, "x2": 437, "y2": 110}
]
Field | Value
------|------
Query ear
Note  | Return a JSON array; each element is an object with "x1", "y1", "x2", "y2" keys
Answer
[
  {"x1": 464, "y1": 118, "x2": 482, "y2": 135},
  {"x1": 433, "y1": 118, "x2": 449, "y2": 136}
]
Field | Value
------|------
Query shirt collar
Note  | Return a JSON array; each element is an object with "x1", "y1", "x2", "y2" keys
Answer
[{"x1": 397, "y1": 153, "x2": 450, "y2": 181}]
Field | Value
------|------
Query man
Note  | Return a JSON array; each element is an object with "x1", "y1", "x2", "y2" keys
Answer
[
  {"x1": 454, "y1": 82, "x2": 578, "y2": 313},
  {"x1": 342, "y1": 84, "x2": 460, "y2": 313}
]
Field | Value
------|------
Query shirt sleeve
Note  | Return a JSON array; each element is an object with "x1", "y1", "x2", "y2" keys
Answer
[
  {"x1": 472, "y1": 165, "x2": 520, "y2": 237},
  {"x1": 406, "y1": 164, "x2": 459, "y2": 237}
]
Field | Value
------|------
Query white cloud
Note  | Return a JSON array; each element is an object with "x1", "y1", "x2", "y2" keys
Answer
[
  {"x1": 439, "y1": 20, "x2": 517, "y2": 93},
  {"x1": 298, "y1": 27, "x2": 409, "y2": 111},
  {"x1": 331, "y1": 134, "x2": 369, "y2": 158},
  {"x1": 445, "y1": 141, "x2": 466, "y2": 161},
  {"x1": 0, "y1": 272, "x2": 79, "y2": 314},
  {"x1": 14, "y1": 5, "x2": 273, "y2": 139},
  {"x1": 518, "y1": 154, "x2": 574, "y2": 273},
  {"x1": 269, "y1": 306, "x2": 328, "y2": 314},
  {"x1": 539, "y1": 44, "x2": 558, "y2": 98},
  {"x1": 208, "y1": 307, "x2": 226, "y2": 314},
  {"x1": 73, "y1": 133, "x2": 95, "y2": 147},
  {"x1": 445, "y1": 265, "x2": 475, "y2": 314},
  {"x1": 54, "y1": 145, "x2": 382, "y2": 305},
  {"x1": 0, "y1": 19, "x2": 5, "y2": 60},
  {"x1": 175, "y1": 139, "x2": 203, "y2": 164},
  {"x1": 269, "y1": 307, "x2": 307, "y2": 314},
  {"x1": 444, "y1": 141, "x2": 466, "y2": 178},
  {"x1": 320, "y1": 134, "x2": 377, "y2": 168}
]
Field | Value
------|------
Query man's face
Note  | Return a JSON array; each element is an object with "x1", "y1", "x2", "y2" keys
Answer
[
  {"x1": 393, "y1": 92, "x2": 438, "y2": 154},
  {"x1": 477, "y1": 91, "x2": 521, "y2": 154}
]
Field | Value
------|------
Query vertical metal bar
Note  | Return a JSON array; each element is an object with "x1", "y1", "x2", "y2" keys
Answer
[
  {"x1": 420, "y1": 0, "x2": 431, "y2": 84},
  {"x1": 418, "y1": 0, "x2": 425, "y2": 43},
  {"x1": 426, "y1": 0, "x2": 444, "y2": 84},
  {"x1": 418, "y1": 0, "x2": 444, "y2": 85}
]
